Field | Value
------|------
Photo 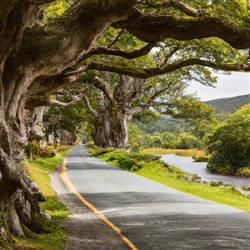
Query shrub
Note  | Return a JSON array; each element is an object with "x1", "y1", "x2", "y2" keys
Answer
[
  {"x1": 206, "y1": 105, "x2": 250, "y2": 174},
  {"x1": 236, "y1": 167, "x2": 250, "y2": 177},
  {"x1": 177, "y1": 134, "x2": 202, "y2": 149},
  {"x1": 192, "y1": 156, "x2": 209, "y2": 162},
  {"x1": 25, "y1": 140, "x2": 56, "y2": 159},
  {"x1": 242, "y1": 186, "x2": 250, "y2": 191}
]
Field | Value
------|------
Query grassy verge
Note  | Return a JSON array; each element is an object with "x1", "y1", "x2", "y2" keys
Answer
[
  {"x1": 89, "y1": 146, "x2": 250, "y2": 212},
  {"x1": 137, "y1": 166, "x2": 250, "y2": 212},
  {"x1": 4, "y1": 145, "x2": 72, "y2": 250},
  {"x1": 142, "y1": 148, "x2": 207, "y2": 157}
]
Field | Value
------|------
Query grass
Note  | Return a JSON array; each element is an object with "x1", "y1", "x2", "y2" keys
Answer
[
  {"x1": 137, "y1": 166, "x2": 250, "y2": 212},
  {"x1": 142, "y1": 148, "x2": 207, "y2": 157},
  {"x1": 2, "y1": 145, "x2": 72, "y2": 250},
  {"x1": 89, "y1": 146, "x2": 250, "y2": 212}
]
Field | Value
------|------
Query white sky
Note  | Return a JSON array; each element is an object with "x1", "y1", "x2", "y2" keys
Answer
[{"x1": 186, "y1": 71, "x2": 250, "y2": 101}]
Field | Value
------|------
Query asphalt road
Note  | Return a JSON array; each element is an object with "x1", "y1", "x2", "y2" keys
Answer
[{"x1": 52, "y1": 145, "x2": 250, "y2": 250}]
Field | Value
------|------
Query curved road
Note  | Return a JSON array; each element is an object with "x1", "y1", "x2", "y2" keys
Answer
[{"x1": 53, "y1": 145, "x2": 250, "y2": 250}]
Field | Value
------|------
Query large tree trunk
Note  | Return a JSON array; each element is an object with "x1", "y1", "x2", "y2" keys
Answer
[
  {"x1": 93, "y1": 92, "x2": 132, "y2": 148},
  {"x1": 93, "y1": 110, "x2": 131, "y2": 149},
  {"x1": 0, "y1": 76, "x2": 48, "y2": 236}
]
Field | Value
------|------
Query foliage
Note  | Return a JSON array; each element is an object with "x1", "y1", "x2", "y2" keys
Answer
[
  {"x1": 94, "y1": 148, "x2": 162, "y2": 172},
  {"x1": 176, "y1": 133, "x2": 203, "y2": 149},
  {"x1": 192, "y1": 156, "x2": 209, "y2": 162},
  {"x1": 46, "y1": 0, "x2": 71, "y2": 23},
  {"x1": 207, "y1": 104, "x2": 250, "y2": 174},
  {"x1": 25, "y1": 140, "x2": 56, "y2": 159},
  {"x1": 43, "y1": 102, "x2": 89, "y2": 142},
  {"x1": 236, "y1": 167, "x2": 250, "y2": 177}
]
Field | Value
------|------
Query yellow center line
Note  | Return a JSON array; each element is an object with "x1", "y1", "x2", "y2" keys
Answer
[{"x1": 60, "y1": 153, "x2": 138, "y2": 250}]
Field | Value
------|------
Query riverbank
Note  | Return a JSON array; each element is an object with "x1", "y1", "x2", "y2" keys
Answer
[{"x1": 159, "y1": 154, "x2": 250, "y2": 186}]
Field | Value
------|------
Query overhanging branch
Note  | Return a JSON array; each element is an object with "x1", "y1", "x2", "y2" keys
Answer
[
  {"x1": 114, "y1": 8, "x2": 250, "y2": 49},
  {"x1": 87, "y1": 59, "x2": 250, "y2": 79},
  {"x1": 88, "y1": 42, "x2": 156, "y2": 59}
]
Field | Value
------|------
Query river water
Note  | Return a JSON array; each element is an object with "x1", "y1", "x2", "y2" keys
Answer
[{"x1": 159, "y1": 154, "x2": 250, "y2": 186}]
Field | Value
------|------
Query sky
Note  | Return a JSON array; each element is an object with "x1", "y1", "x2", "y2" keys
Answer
[{"x1": 186, "y1": 71, "x2": 250, "y2": 101}]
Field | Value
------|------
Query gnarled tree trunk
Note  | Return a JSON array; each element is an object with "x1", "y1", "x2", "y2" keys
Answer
[
  {"x1": 92, "y1": 77, "x2": 133, "y2": 148},
  {"x1": 0, "y1": 0, "x2": 136, "y2": 238},
  {"x1": 0, "y1": 75, "x2": 49, "y2": 236}
]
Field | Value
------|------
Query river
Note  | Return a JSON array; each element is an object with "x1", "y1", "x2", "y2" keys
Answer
[{"x1": 159, "y1": 154, "x2": 250, "y2": 186}]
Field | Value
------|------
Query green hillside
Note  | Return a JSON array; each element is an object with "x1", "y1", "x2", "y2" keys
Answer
[{"x1": 205, "y1": 94, "x2": 249, "y2": 114}]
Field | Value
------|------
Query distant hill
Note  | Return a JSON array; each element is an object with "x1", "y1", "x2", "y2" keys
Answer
[
  {"x1": 205, "y1": 94, "x2": 250, "y2": 114},
  {"x1": 140, "y1": 95, "x2": 249, "y2": 134}
]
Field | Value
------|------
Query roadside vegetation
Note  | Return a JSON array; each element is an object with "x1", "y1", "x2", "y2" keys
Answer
[
  {"x1": 0, "y1": 145, "x2": 72, "y2": 250},
  {"x1": 141, "y1": 148, "x2": 207, "y2": 157},
  {"x1": 88, "y1": 145, "x2": 250, "y2": 212}
]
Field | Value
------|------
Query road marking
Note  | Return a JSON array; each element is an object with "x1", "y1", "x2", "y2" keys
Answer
[{"x1": 60, "y1": 156, "x2": 138, "y2": 250}]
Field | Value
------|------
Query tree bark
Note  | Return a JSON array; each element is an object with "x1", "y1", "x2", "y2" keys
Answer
[
  {"x1": 0, "y1": 83, "x2": 47, "y2": 236},
  {"x1": 93, "y1": 109, "x2": 131, "y2": 149},
  {"x1": 91, "y1": 76, "x2": 136, "y2": 148}
]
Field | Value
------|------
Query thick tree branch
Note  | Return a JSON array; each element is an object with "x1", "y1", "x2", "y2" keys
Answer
[
  {"x1": 83, "y1": 95, "x2": 99, "y2": 117},
  {"x1": 87, "y1": 59, "x2": 250, "y2": 79},
  {"x1": 162, "y1": 45, "x2": 179, "y2": 66},
  {"x1": 10, "y1": 0, "x2": 137, "y2": 86},
  {"x1": 92, "y1": 77, "x2": 114, "y2": 106},
  {"x1": 46, "y1": 98, "x2": 81, "y2": 107},
  {"x1": 88, "y1": 42, "x2": 156, "y2": 59},
  {"x1": 114, "y1": 8, "x2": 250, "y2": 49},
  {"x1": 131, "y1": 106, "x2": 148, "y2": 115},
  {"x1": 145, "y1": 0, "x2": 208, "y2": 17},
  {"x1": 38, "y1": 91, "x2": 83, "y2": 107},
  {"x1": 170, "y1": 0, "x2": 209, "y2": 17}
]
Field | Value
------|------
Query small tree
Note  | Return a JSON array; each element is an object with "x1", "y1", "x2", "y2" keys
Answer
[{"x1": 206, "y1": 104, "x2": 250, "y2": 174}]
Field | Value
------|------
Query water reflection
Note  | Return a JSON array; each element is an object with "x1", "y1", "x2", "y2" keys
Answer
[{"x1": 159, "y1": 154, "x2": 250, "y2": 186}]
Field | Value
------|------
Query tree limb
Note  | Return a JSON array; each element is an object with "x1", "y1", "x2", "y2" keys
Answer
[
  {"x1": 108, "y1": 29, "x2": 124, "y2": 48},
  {"x1": 46, "y1": 98, "x2": 81, "y2": 107},
  {"x1": 88, "y1": 42, "x2": 157, "y2": 59},
  {"x1": 92, "y1": 77, "x2": 114, "y2": 106},
  {"x1": 145, "y1": 0, "x2": 208, "y2": 17},
  {"x1": 162, "y1": 45, "x2": 179, "y2": 66},
  {"x1": 87, "y1": 59, "x2": 250, "y2": 79},
  {"x1": 114, "y1": 8, "x2": 250, "y2": 49},
  {"x1": 83, "y1": 95, "x2": 99, "y2": 117}
]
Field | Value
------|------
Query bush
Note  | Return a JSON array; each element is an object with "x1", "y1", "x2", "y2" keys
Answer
[
  {"x1": 25, "y1": 140, "x2": 56, "y2": 159},
  {"x1": 177, "y1": 134, "x2": 202, "y2": 149},
  {"x1": 206, "y1": 105, "x2": 250, "y2": 174},
  {"x1": 192, "y1": 156, "x2": 209, "y2": 162},
  {"x1": 236, "y1": 167, "x2": 250, "y2": 177}
]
